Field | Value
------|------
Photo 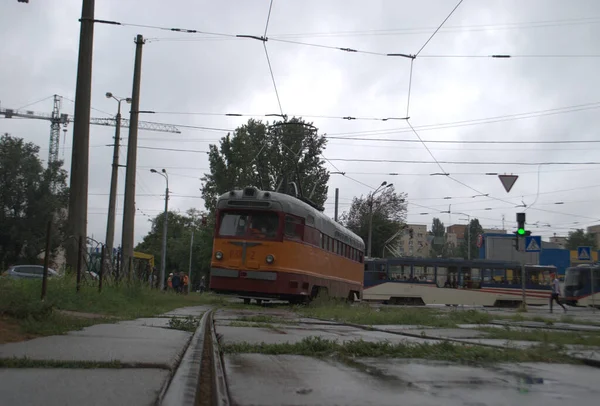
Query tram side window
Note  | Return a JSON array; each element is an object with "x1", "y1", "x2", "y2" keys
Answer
[
  {"x1": 284, "y1": 215, "x2": 304, "y2": 240},
  {"x1": 436, "y1": 266, "x2": 448, "y2": 288},
  {"x1": 389, "y1": 264, "x2": 408, "y2": 280}
]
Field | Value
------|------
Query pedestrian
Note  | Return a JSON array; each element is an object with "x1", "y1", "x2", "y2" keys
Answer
[
  {"x1": 172, "y1": 272, "x2": 181, "y2": 294},
  {"x1": 167, "y1": 273, "x2": 173, "y2": 291},
  {"x1": 181, "y1": 272, "x2": 189, "y2": 294},
  {"x1": 550, "y1": 273, "x2": 567, "y2": 313}
]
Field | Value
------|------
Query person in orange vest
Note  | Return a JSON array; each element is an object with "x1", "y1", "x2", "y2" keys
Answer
[
  {"x1": 167, "y1": 273, "x2": 173, "y2": 291},
  {"x1": 181, "y1": 272, "x2": 189, "y2": 294}
]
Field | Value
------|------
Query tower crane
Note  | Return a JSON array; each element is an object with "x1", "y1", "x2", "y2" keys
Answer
[{"x1": 0, "y1": 94, "x2": 181, "y2": 166}]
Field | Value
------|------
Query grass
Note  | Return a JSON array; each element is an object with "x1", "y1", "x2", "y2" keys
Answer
[
  {"x1": 221, "y1": 336, "x2": 576, "y2": 365},
  {"x1": 0, "y1": 276, "x2": 219, "y2": 339},
  {"x1": 479, "y1": 326, "x2": 600, "y2": 347},
  {"x1": 296, "y1": 301, "x2": 492, "y2": 328},
  {"x1": 168, "y1": 315, "x2": 201, "y2": 332}
]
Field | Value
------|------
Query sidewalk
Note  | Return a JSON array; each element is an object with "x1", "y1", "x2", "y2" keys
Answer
[{"x1": 0, "y1": 305, "x2": 211, "y2": 406}]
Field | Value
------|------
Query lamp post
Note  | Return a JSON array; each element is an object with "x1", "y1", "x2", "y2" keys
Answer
[
  {"x1": 151, "y1": 168, "x2": 168, "y2": 290},
  {"x1": 367, "y1": 181, "x2": 393, "y2": 258},
  {"x1": 104, "y1": 92, "x2": 131, "y2": 261}
]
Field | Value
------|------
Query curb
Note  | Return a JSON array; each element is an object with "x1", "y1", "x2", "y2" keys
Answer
[{"x1": 160, "y1": 310, "x2": 212, "y2": 406}]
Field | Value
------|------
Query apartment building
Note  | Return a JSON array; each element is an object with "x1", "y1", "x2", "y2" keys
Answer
[{"x1": 396, "y1": 224, "x2": 430, "y2": 257}]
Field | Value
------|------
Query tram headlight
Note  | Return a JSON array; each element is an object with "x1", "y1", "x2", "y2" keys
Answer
[
  {"x1": 215, "y1": 251, "x2": 223, "y2": 260},
  {"x1": 266, "y1": 254, "x2": 275, "y2": 264}
]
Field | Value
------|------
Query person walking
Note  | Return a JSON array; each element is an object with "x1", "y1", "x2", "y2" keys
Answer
[
  {"x1": 550, "y1": 273, "x2": 567, "y2": 313},
  {"x1": 171, "y1": 272, "x2": 181, "y2": 294}
]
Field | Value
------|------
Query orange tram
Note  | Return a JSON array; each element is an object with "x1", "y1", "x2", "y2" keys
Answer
[{"x1": 209, "y1": 187, "x2": 365, "y2": 305}]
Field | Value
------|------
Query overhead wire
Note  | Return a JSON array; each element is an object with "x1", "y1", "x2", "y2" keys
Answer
[{"x1": 415, "y1": 0, "x2": 465, "y2": 57}]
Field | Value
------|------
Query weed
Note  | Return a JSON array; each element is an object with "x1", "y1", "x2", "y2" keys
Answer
[
  {"x1": 0, "y1": 358, "x2": 124, "y2": 369},
  {"x1": 237, "y1": 315, "x2": 277, "y2": 323},
  {"x1": 228, "y1": 321, "x2": 275, "y2": 329},
  {"x1": 0, "y1": 277, "x2": 214, "y2": 320},
  {"x1": 297, "y1": 302, "x2": 492, "y2": 328},
  {"x1": 221, "y1": 336, "x2": 576, "y2": 364},
  {"x1": 168, "y1": 316, "x2": 201, "y2": 332},
  {"x1": 479, "y1": 327, "x2": 600, "y2": 347}
]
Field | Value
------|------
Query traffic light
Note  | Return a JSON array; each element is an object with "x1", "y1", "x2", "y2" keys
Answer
[{"x1": 517, "y1": 212, "x2": 526, "y2": 235}]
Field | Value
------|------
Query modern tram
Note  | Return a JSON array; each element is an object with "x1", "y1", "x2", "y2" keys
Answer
[
  {"x1": 563, "y1": 264, "x2": 600, "y2": 308},
  {"x1": 363, "y1": 257, "x2": 556, "y2": 307},
  {"x1": 209, "y1": 187, "x2": 365, "y2": 304}
]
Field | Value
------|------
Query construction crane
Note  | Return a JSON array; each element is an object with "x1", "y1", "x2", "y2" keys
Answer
[{"x1": 0, "y1": 94, "x2": 181, "y2": 166}]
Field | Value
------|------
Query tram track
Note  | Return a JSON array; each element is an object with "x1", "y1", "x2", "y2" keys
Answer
[{"x1": 160, "y1": 309, "x2": 231, "y2": 406}]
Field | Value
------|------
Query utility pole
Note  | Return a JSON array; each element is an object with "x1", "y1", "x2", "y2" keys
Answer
[
  {"x1": 151, "y1": 169, "x2": 169, "y2": 290},
  {"x1": 188, "y1": 229, "x2": 194, "y2": 294},
  {"x1": 105, "y1": 93, "x2": 131, "y2": 260},
  {"x1": 66, "y1": 0, "x2": 95, "y2": 270},
  {"x1": 334, "y1": 188, "x2": 339, "y2": 222},
  {"x1": 121, "y1": 34, "x2": 145, "y2": 277}
]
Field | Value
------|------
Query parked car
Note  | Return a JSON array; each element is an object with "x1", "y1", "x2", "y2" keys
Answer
[{"x1": 2, "y1": 265, "x2": 59, "y2": 279}]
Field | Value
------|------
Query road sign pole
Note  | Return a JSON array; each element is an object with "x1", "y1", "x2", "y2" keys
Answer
[{"x1": 521, "y1": 262, "x2": 526, "y2": 309}]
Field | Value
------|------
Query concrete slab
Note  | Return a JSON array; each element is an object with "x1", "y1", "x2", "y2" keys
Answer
[
  {"x1": 117, "y1": 317, "x2": 172, "y2": 328},
  {"x1": 370, "y1": 324, "x2": 438, "y2": 331},
  {"x1": 0, "y1": 368, "x2": 169, "y2": 406},
  {"x1": 413, "y1": 328, "x2": 489, "y2": 339},
  {"x1": 492, "y1": 320, "x2": 600, "y2": 332},
  {"x1": 223, "y1": 354, "x2": 600, "y2": 405},
  {"x1": 0, "y1": 325, "x2": 191, "y2": 368},
  {"x1": 216, "y1": 325, "x2": 342, "y2": 345},
  {"x1": 161, "y1": 305, "x2": 212, "y2": 317}
]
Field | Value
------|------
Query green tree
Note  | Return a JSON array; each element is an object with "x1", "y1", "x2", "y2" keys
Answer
[
  {"x1": 459, "y1": 218, "x2": 484, "y2": 259},
  {"x1": 135, "y1": 208, "x2": 213, "y2": 288},
  {"x1": 0, "y1": 134, "x2": 68, "y2": 268},
  {"x1": 430, "y1": 218, "x2": 446, "y2": 257},
  {"x1": 565, "y1": 229, "x2": 597, "y2": 250},
  {"x1": 340, "y1": 185, "x2": 407, "y2": 258},
  {"x1": 200, "y1": 117, "x2": 329, "y2": 212}
]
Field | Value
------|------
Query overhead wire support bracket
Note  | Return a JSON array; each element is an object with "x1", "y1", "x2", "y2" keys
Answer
[
  {"x1": 236, "y1": 34, "x2": 268, "y2": 42},
  {"x1": 81, "y1": 18, "x2": 121, "y2": 25},
  {"x1": 387, "y1": 53, "x2": 416, "y2": 59},
  {"x1": 491, "y1": 54, "x2": 512, "y2": 58}
]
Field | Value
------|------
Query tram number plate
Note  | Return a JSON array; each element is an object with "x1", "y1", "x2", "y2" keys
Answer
[
  {"x1": 230, "y1": 250, "x2": 242, "y2": 259},
  {"x1": 228, "y1": 250, "x2": 256, "y2": 260}
]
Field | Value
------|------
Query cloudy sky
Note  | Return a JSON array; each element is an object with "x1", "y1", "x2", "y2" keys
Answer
[{"x1": 2, "y1": 0, "x2": 600, "y2": 246}]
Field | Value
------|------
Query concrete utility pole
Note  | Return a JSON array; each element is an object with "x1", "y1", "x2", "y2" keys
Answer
[
  {"x1": 188, "y1": 229, "x2": 194, "y2": 294},
  {"x1": 151, "y1": 169, "x2": 169, "y2": 290},
  {"x1": 367, "y1": 181, "x2": 392, "y2": 258},
  {"x1": 66, "y1": 0, "x2": 95, "y2": 270},
  {"x1": 121, "y1": 34, "x2": 145, "y2": 277},
  {"x1": 334, "y1": 188, "x2": 339, "y2": 222},
  {"x1": 104, "y1": 93, "x2": 131, "y2": 259}
]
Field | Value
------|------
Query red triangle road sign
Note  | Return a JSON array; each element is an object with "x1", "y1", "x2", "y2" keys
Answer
[{"x1": 498, "y1": 174, "x2": 518, "y2": 193}]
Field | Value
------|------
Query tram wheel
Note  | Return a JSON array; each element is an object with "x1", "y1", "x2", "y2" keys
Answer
[
  {"x1": 243, "y1": 298, "x2": 251, "y2": 305},
  {"x1": 255, "y1": 299, "x2": 263, "y2": 306}
]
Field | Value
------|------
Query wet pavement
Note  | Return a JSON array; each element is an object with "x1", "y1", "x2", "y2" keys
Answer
[
  {"x1": 215, "y1": 306, "x2": 600, "y2": 405},
  {"x1": 0, "y1": 307, "x2": 206, "y2": 406}
]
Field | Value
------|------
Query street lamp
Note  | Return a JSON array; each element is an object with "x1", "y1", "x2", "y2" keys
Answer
[
  {"x1": 367, "y1": 181, "x2": 393, "y2": 258},
  {"x1": 151, "y1": 168, "x2": 169, "y2": 291},
  {"x1": 104, "y1": 92, "x2": 132, "y2": 260}
]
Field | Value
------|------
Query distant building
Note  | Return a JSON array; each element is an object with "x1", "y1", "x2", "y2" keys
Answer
[
  {"x1": 484, "y1": 228, "x2": 506, "y2": 234},
  {"x1": 446, "y1": 224, "x2": 466, "y2": 240},
  {"x1": 586, "y1": 225, "x2": 600, "y2": 248},
  {"x1": 396, "y1": 224, "x2": 430, "y2": 257},
  {"x1": 549, "y1": 235, "x2": 568, "y2": 249}
]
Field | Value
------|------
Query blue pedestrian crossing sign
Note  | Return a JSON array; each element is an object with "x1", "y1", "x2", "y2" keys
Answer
[
  {"x1": 577, "y1": 246, "x2": 592, "y2": 261},
  {"x1": 525, "y1": 236, "x2": 541, "y2": 252}
]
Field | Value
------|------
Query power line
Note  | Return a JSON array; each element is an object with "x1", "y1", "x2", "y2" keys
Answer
[
  {"x1": 416, "y1": 0, "x2": 465, "y2": 56},
  {"x1": 327, "y1": 101, "x2": 600, "y2": 137},
  {"x1": 325, "y1": 158, "x2": 600, "y2": 166}
]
